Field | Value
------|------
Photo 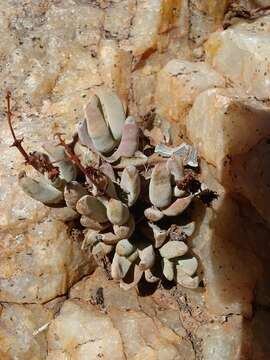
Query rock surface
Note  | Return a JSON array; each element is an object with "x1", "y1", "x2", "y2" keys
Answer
[
  {"x1": 189, "y1": 0, "x2": 229, "y2": 45},
  {"x1": 0, "y1": 217, "x2": 95, "y2": 303},
  {"x1": 205, "y1": 17, "x2": 270, "y2": 99},
  {"x1": 187, "y1": 88, "x2": 270, "y2": 174},
  {"x1": 0, "y1": 1, "x2": 270, "y2": 359},
  {"x1": 187, "y1": 88, "x2": 270, "y2": 224},
  {"x1": 0, "y1": 298, "x2": 65, "y2": 360},
  {"x1": 47, "y1": 268, "x2": 195, "y2": 360},
  {"x1": 155, "y1": 60, "x2": 225, "y2": 127},
  {"x1": 191, "y1": 162, "x2": 261, "y2": 317},
  {"x1": 197, "y1": 315, "x2": 252, "y2": 360}
]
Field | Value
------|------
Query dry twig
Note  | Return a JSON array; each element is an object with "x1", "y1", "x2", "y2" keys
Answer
[
  {"x1": 6, "y1": 91, "x2": 59, "y2": 180},
  {"x1": 55, "y1": 132, "x2": 108, "y2": 195}
]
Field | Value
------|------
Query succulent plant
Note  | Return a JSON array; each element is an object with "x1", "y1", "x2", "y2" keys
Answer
[{"x1": 6, "y1": 89, "x2": 218, "y2": 290}]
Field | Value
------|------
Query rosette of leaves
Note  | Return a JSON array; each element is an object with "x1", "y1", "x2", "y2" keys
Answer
[{"x1": 6, "y1": 90, "x2": 217, "y2": 290}]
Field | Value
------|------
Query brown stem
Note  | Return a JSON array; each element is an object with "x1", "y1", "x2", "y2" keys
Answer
[
  {"x1": 6, "y1": 91, "x2": 30, "y2": 162},
  {"x1": 6, "y1": 91, "x2": 59, "y2": 180},
  {"x1": 55, "y1": 133, "x2": 108, "y2": 195}
]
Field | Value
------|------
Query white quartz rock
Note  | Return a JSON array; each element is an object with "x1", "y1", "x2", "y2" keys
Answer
[
  {"x1": 0, "y1": 220, "x2": 95, "y2": 303},
  {"x1": 47, "y1": 300, "x2": 125, "y2": 360},
  {"x1": 191, "y1": 164, "x2": 261, "y2": 316},
  {"x1": 187, "y1": 87, "x2": 270, "y2": 224},
  {"x1": 187, "y1": 88, "x2": 270, "y2": 177},
  {"x1": 189, "y1": 0, "x2": 228, "y2": 45},
  {"x1": 0, "y1": 303, "x2": 53, "y2": 360},
  {"x1": 156, "y1": 59, "x2": 225, "y2": 125},
  {"x1": 99, "y1": 39, "x2": 132, "y2": 108},
  {"x1": 104, "y1": 1, "x2": 136, "y2": 41},
  {"x1": 205, "y1": 20, "x2": 270, "y2": 99},
  {"x1": 68, "y1": 269, "x2": 194, "y2": 359},
  {"x1": 121, "y1": 0, "x2": 181, "y2": 56},
  {"x1": 197, "y1": 316, "x2": 249, "y2": 360},
  {"x1": 109, "y1": 307, "x2": 189, "y2": 360}
]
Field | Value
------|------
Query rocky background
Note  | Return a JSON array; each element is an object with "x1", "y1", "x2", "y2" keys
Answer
[{"x1": 0, "y1": 0, "x2": 270, "y2": 359}]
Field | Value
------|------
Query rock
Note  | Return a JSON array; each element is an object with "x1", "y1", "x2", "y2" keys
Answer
[
  {"x1": 13, "y1": 2, "x2": 103, "y2": 108},
  {"x1": 0, "y1": 303, "x2": 53, "y2": 360},
  {"x1": 156, "y1": 60, "x2": 225, "y2": 126},
  {"x1": 190, "y1": 163, "x2": 262, "y2": 316},
  {"x1": 0, "y1": 219, "x2": 95, "y2": 303},
  {"x1": 1, "y1": 0, "x2": 270, "y2": 356},
  {"x1": 0, "y1": 127, "x2": 49, "y2": 235},
  {"x1": 99, "y1": 39, "x2": 132, "y2": 107},
  {"x1": 251, "y1": 310, "x2": 270, "y2": 359},
  {"x1": 197, "y1": 315, "x2": 252, "y2": 360},
  {"x1": 120, "y1": 0, "x2": 180, "y2": 57},
  {"x1": 129, "y1": 69, "x2": 156, "y2": 118},
  {"x1": 187, "y1": 88, "x2": 270, "y2": 177},
  {"x1": 189, "y1": 0, "x2": 229, "y2": 45},
  {"x1": 47, "y1": 299, "x2": 125, "y2": 360},
  {"x1": 230, "y1": 139, "x2": 270, "y2": 224},
  {"x1": 104, "y1": 1, "x2": 136, "y2": 41},
  {"x1": 205, "y1": 17, "x2": 270, "y2": 99},
  {"x1": 70, "y1": 268, "x2": 140, "y2": 311},
  {"x1": 187, "y1": 88, "x2": 270, "y2": 224},
  {"x1": 64, "y1": 268, "x2": 195, "y2": 359},
  {"x1": 109, "y1": 308, "x2": 189, "y2": 359}
]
